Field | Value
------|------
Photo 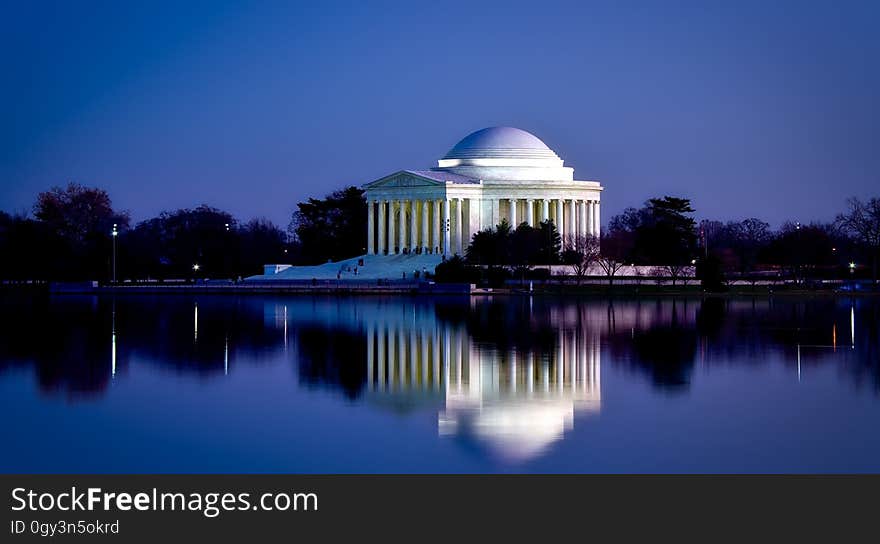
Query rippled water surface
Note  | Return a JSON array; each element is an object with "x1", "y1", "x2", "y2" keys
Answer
[{"x1": 1, "y1": 293, "x2": 879, "y2": 473}]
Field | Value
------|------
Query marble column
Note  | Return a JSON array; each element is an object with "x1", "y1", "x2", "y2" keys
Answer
[
  {"x1": 456, "y1": 198, "x2": 464, "y2": 255},
  {"x1": 593, "y1": 201, "x2": 600, "y2": 237},
  {"x1": 367, "y1": 200, "x2": 375, "y2": 255},
  {"x1": 555, "y1": 199, "x2": 564, "y2": 238},
  {"x1": 388, "y1": 202, "x2": 397, "y2": 254},
  {"x1": 509, "y1": 198, "x2": 517, "y2": 226},
  {"x1": 377, "y1": 201, "x2": 386, "y2": 255},
  {"x1": 398, "y1": 200, "x2": 407, "y2": 254},
  {"x1": 579, "y1": 200, "x2": 588, "y2": 238},
  {"x1": 409, "y1": 199, "x2": 418, "y2": 252},
  {"x1": 586, "y1": 200, "x2": 594, "y2": 236},
  {"x1": 541, "y1": 199, "x2": 550, "y2": 223},
  {"x1": 526, "y1": 199, "x2": 534, "y2": 227},
  {"x1": 442, "y1": 199, "x2": 450, "y2": 255},
  {"x1": 568, "y1": 199, "x2": 576, "y2": 242},
  {"x1": 433, "y1": 200, "x2": 441, "y2": 254},
  {"x1": 421, "y1": 200, "x2": 429, "y2": 252}
]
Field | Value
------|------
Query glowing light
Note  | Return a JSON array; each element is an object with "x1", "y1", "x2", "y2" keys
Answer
[
  {"x1": 111, "y1": 304, "x2": 116, "y2": 378},
  {"x1": 851, "y1": 306, "x2": 855, "y2": 347},
  {"x1": 797, "y1": 344, "x2": 801, "y2": 382},
  {"x1": 194, "y1": 303, "x2": 199, "y2": 342},
  {"x1": 849, "y1": 262, "x2": 856, "y2": 270},
  {"x1": 283, "y1": 305, "x2": 288, "y2": 349},
  {"x1": 192, "y1": 263, "x2": 200, "y2": 271},
  {"x1": 224, "y1": 336, "x2": 229, "y2": 375}
]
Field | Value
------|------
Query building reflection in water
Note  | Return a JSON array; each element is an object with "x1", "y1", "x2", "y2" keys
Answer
[
  {"x1": 5, "y1": 293, "x2": 880, "y2": 450},
  {"x1": 111, "y1": 300, "x2": 117, "y2": 379},
  {"x1": 362, "y1": 303, "x2": 601, "y2": 463}
]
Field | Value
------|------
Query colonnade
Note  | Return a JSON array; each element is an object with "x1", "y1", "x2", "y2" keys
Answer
[
  {"x1": 366, "y1": 197, "x2": 600, "y2": 256},
  {"x1": 367, "y1": 198, "x2": 466, "y2": 256},
  {"x1": 506, "y1": 198, "x2": 599, "y2": 241}
]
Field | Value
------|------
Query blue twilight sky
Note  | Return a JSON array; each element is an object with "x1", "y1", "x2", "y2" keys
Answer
[{"x1": 2, "y1": 0, "x2": 878, "y2": 228}]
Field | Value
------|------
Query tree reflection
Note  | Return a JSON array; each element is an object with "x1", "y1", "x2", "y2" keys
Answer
[
  {"x1": 605, "y1": 298, "x2": 697, "y2": 390},
  {"x1": 0, "y1": 293, "x2": 112, "y2": 397},
  {"x1": 296, "y1": 325, "x2": 366, "y2": 399},
  {"x1": 1, "y1": 293, "x2": 879, "y2": 401}
]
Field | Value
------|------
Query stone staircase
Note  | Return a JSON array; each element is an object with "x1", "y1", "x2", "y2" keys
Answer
[{"x1": 248, "y1": 253, "x2": 445, "y2": 281}]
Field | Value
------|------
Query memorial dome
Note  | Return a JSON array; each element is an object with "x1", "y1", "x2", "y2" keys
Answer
[{"x1": 442, "y1": 127, "x2": 560, "y2": 161}]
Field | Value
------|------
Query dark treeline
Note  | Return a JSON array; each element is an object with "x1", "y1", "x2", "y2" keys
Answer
[
  {"x1": 2, "y1": 182, "x2": 878, "y2": 286},
  {"x1": 0, "y1": 184, "x2": 368, "y2": 281},
  {"x1": 594, "y1": 195, "x2": 877, "y2": 289},
  {"x1": 451, "y1": 194, "x2": 880, "y2": 289},
  {"x1": 0, "y1": 184, "x2": 290, "y2": 281},
  {"x1": 288, "y1": 186, "x2": 367, "y2": 264}
]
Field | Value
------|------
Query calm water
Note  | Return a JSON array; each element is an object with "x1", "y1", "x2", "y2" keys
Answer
[{"x1": 1, "y1": 293, "x2": 879, "y2": 473}]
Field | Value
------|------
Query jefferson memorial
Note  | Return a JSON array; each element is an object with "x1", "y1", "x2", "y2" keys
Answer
[
  {"x1": 364, "y1": 126, "x2": 603, "y2": 256},
  {"x1": 254, "y1": 126, "x2": 602, "y2": 280}
]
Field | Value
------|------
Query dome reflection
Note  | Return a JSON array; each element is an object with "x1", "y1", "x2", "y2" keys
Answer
[{"x1": 361, "y1": 302, "x2": 601, "y2": 463}]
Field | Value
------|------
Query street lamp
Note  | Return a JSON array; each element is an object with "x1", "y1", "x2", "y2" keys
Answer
[
  {"x1": 193, "y1": 263, "x2": 200, "y2": 272},
  {"x1": 111, "y1": 223, "x2": 118, "y2": 283},
  {"x1": 849, "y1": 262, "x2": 856, "y2": 275},
  {"x1": 225, "y1": 223, "x2": 230, "y2": 232}
]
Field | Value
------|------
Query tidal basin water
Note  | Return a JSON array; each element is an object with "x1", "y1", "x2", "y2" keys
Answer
[{"x1": 1, "y1": 293, "x2": 879, "y2": 473}]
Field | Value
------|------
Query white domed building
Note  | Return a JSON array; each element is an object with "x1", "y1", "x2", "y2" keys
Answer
[
  {"x1": 252, "y1": 127, "x2": 602, "y2": 281},
  {"x1": 364, "y1": 127, "x2": 603, "y2": 256}
]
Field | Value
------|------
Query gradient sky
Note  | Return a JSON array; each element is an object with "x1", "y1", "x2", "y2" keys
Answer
[{"x1": 2, "y1": 0, "x2": 878, "y2": 228}]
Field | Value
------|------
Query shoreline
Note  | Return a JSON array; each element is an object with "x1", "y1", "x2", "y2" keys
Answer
[{"x1": 0, "y1": 282, "x2": 874, "y2": 297}]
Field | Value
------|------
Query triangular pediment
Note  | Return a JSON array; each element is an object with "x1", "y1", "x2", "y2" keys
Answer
[{"x1": 364, "y1": 170, "x2": 446, "y2": 189}]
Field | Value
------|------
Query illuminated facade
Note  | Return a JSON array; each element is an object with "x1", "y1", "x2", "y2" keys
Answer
[{"x1": 363, "y1": 127, "x2": 603, "y2": 256}]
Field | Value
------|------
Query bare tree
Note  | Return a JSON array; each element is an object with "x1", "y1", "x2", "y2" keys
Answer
[
  {"x1": 652, "y1": 266, "x2": 669, "y2": 285},
  {"x1": 660, "y1": 264, "x2": 693, "y2": 286},
  {"x1": 594, "y1": 229, "x2": 632, "y2": 287},
  {"x1": 562, "y1": 234, "x2": 599, "y2": 284},
  {"x1": 633, "y1": 265, "x2": 643, "y2": 286},
  {"x1": 837, "y1": 197, "x2": 880, "y2": 284},
  {"x1": 596, "y1": 255, "x2": 626, "y2": 286}
]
